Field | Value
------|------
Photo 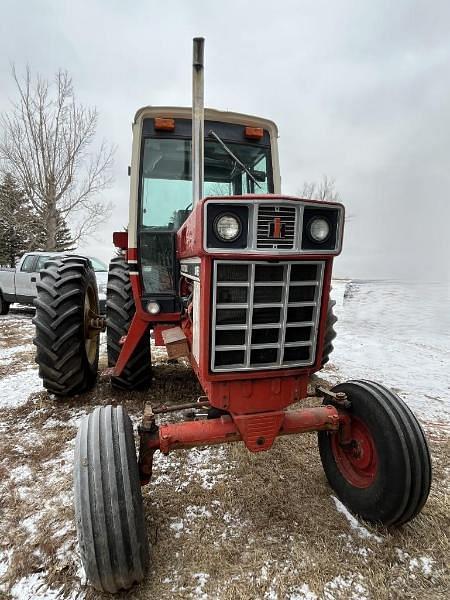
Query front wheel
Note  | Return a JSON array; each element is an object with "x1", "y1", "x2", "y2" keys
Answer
[
  {"x1": 318, "y1": 380, "x2": 431, "y2": 526},
  {"x1": 74, "y1": 405, "x2": 149, "y2": 592}
]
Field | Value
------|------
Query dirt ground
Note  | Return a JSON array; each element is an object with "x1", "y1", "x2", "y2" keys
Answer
[{"x1": 0, "y1": 306, "x2": 449, "y2": 600}]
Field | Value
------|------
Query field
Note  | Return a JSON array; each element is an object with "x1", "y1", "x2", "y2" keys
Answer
[{"x1": 0, "y1": 281, "x2": 449, "y2": 599}]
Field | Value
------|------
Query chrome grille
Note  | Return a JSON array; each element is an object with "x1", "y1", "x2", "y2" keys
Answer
[
  {"x1": 256, "y1": 205, "x2": 297, "y2": 249},
  {"x1": 211, "y1": 260, "x2": 324, "y2": 372}
]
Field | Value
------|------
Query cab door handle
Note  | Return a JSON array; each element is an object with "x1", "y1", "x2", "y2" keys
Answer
[{"x1": 31, "y1": 277, "x2": 36, "y2": 282}]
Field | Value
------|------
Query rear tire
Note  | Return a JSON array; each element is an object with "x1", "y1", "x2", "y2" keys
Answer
[
  {"x1": 33, "y1": 256, "x2": 99, "y2": 396},
  {"x1": 106, "y1": 257, "x2": 152, "y2": 390},
  {"x1": 321, "y1": 299, "x2": 337, "y2": 367},
  {"x1": 74, "y1": 405, "x2": 149, "y2": 592},
  {"x1": 0, "y1": 293, "x2": 10, "y2": 315},
  {"x1": 318, "y1": 380, "x2": 432, "y2": 526}
]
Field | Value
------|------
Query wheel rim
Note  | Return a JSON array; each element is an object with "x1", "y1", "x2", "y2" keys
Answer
[
  {"x1": 84, "y1": 285, "x2": 99, "y2": 365},
  {"x1": 331, "y1": 416, "x2": 378, "y2": 488}
]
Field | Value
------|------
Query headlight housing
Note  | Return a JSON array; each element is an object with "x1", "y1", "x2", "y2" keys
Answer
[
  {"x1": 307, "y1": 217, "x2": 331, "y2": 243},
  {"x1": 146, "y1": 301, "x2": 160, "y2": 315},
  {"x1": 213, "y1": 213, "x2": 242, "y2": 242}
]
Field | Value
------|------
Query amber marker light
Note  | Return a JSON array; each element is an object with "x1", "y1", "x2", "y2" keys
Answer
[
  {"x1": 245, "y1": 126, "x2": 264, "y2": 140},
  {"x1": 154, "y1": 118, "x2": 175, "y2": 131}
]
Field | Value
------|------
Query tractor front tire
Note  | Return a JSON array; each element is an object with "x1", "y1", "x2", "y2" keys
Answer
[
  {"x1": 74, "y1": 405, "x2": 149, "y2": 593},
  {"x1": 318, "y1": 380, "x2": 431, "y2": 526},
  {"x1": 321, "y1": 298, "x2": 337, "y2": 367},
  {"x1": 106, "y1": 257, "x2": 152, "y2": 390},
  {"x1": 33, "y1": 256, "x2": 100, "y2": 396}
]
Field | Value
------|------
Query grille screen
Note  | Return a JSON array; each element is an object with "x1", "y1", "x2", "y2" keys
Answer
[
  {"x1": 211, "y1": 260, "x2": 324, "y2": 371},
  {"x1": 256, "y1": 206, "x2": 296, "y2": 249}
]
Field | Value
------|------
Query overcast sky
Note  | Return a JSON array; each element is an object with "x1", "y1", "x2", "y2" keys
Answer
[{"x1": 1, "y1": 0, "x2": 449, "y2": 280}]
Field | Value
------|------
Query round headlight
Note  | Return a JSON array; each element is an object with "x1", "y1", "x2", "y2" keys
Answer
[
  {"x1": 146, "y1": 301, "x2": 160, "y2": 315},
  {"x1": 214, "y1": 213, "x2": 241, "y2": 241},
  {"x1": 308, "y1": 217, "x2": 331, "y2": 243}
]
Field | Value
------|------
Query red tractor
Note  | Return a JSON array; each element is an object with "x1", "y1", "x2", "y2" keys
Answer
[{"x1": 33, "y1": 39, "x2": 431, "y2": 593}]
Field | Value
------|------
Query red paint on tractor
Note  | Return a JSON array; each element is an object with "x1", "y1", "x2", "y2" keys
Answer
[
  {"x1": 128, "y1": 247, "x2": 138, "y2": 262},
  {"x1": 113, "y1": 231, "x2": 128, "y2": 249},
  {"x1": 141, "y1": 405, "x2": 339, "y2": 457},
  {"x1": 177, "y1": 195, "x2": 345, "y2": 260},
  {"x1": 116, "y1": 200, "x2": 342, "y2": 440},
  {"x1": 113, "y1": 313, "x2": 150, "y2": 376},
  {"x1": 273, "y1": 216, "x2": 282, "y2": 239},
  {"x1": 330, "y1": 415, "x2": 378, "y2": 488},
  {"x1": 113, "y1": 270, "x2": 182, "y2": 377}
]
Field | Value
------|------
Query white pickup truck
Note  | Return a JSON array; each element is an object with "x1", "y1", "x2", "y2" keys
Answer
[{"x1": 0, "y1": 252, "x2": 108, "y2": 315}]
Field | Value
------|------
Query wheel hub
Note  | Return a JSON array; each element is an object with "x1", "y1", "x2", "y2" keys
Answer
[
  {"x1": 331, "y1": 415, "x2": 378, "y2": 488},
  {"x1": 84, "y1": 287, "x2": 103, "y2": 365}
]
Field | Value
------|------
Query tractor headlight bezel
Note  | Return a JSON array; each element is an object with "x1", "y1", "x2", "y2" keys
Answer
[
  {"x1": 213, "y1": 213, "x2": 242, "y2": 242},
  {"x1": 306, "y1": 216, "x2": 331, "y2": 244}
]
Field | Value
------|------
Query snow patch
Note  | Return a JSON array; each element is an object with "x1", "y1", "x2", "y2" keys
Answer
[
  {"x1": 0, "y1": 343, "x2": 34, "y2": 364},
  {"x1": 288, "y1": 584, "x2": 318, "y2": 600},
  {"x1": 10, "y1": 572, "x2": 78, "y2": 600},
  {"x1": 327, "y1": 280, "x2": 450, "y2": 425},
  {"x1": 332, "y1": 496, "x2": 383, "y2": 542},
  {"x1": 395, "y1": 548, "x2": 434, "y2": 578},
  {"x1": 192, "y1": 572, "x2": 209, "y2": 599},
  {"x1": 323, "y1": 573, "x2": 369, "y2": 599},
  {"x1": 185, "y1": 505, "x2": 212, "y2": 519},
  {"x1": 170, "y1": 520, "x2": 184, "y2": 538},
  {"x1": 9, "y1": 464, "x2": 33, "y2": 483},
  {"x1": 0, "y1": 367, "x2": 42, "y2": 408},
  {"x1": 0, "y1": 549, "x2": 12, "y2": 580},
  {"x1": 152, "y1": 446, "x2": 235, "y2": 491}
]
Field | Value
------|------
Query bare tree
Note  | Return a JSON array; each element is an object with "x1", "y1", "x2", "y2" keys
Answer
[
  {"x1": 299, "y1": 175, "x2": 340, "y2": 202},
  {"x1": 0, "y1": 67, "x2": 114, "y2": 250}
]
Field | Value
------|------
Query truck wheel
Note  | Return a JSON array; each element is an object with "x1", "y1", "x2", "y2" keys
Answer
[
  {"x1": 321, "y1": 298, "x2": 337, "y2": 367},
  {"x1": 318, "y1": 380, "x2": 431, "y2": 526},
  {"x1": 74, "y1": 405, "x2": 149, "y2": 593},
  {"x1": 0, "y1": 293, "x2": 10, "y2": 315},
  {"x1": 33, "y1": 256, "x2": 100, "y2": 396},
  {"x1": 106, "y1": 257, "x2": 152, "y2": 390}
]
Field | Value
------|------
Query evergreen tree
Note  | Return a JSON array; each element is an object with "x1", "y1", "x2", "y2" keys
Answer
[
  {"x1": 0, "y1": 173, "x2": 76, "y2": 266},
  {"x1": 54, "y1": 213, "x2": 76, "y2": 251},
  {"x1": 0, "y1": 173, "x2": 35, "y2": 266},
  {"x1": 30, "y1": 210, "x2": 75, "y2": 252}
]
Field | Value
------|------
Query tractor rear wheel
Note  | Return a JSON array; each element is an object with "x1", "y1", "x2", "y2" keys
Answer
[
  {"x1": 0, "y1": 293, "x2": 10, "y2": 315},
  {"x1": 74, "y1": 405, "x2": 149, "y2": 593},
  {"x1": 33, "y1": 256, "x2": 100, "y2": 396},
  {"x1": 106, "y1": 257, "x2": 152, "y2": 389},
  {"x1": 321, "y1": 298, "x2": 337, "y2": 367},
  {"x1": 318, "y1": 380, "x2": 431, "y2": 526}
]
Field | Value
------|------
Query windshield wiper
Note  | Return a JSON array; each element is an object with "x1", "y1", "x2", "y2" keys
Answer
[{"x1": 208, "y1": 130, "x2": 262, "y2": 190}]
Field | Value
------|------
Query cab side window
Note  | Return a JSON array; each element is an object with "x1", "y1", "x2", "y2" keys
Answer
[
  {"x1": 35, "y1": 255, "x2": 51, "y2": 271},
  {"x1": 20, "y1": 255, "x2": 36, "y2": 273}
]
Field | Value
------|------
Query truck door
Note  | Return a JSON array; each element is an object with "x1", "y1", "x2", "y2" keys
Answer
[{"x1": 15, "y1": 254, "x2": 38, "y2": 301}]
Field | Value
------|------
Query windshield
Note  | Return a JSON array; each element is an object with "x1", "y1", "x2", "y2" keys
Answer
[
  {"x1": 88, "y1": 257, "x2": 108, "y2": 272},
  {"x1": 140, "y1": 137, "x2": 271, "y2": 231}
]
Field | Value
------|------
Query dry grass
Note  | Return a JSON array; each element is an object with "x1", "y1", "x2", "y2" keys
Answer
[{"x1": 0, "y1": 310, "x2": 449, "y2": 599}]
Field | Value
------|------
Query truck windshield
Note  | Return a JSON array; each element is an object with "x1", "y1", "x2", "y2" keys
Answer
[{"x1": 140, "y1": 137, "x2": 271, "y2": 231}]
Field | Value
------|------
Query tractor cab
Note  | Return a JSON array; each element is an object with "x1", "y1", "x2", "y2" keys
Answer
[{"x1": 128, "y1": 107, "x2": 280, "y2": 300}]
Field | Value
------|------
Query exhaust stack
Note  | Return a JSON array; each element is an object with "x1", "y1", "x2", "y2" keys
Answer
[{"x1": 192, "y1": 37, "x2": 205, "y2": 207}]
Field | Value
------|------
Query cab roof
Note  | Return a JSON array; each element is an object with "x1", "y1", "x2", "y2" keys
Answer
[{"x1": 133, "y1": 106, "x2": 279, "y2": 140}]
